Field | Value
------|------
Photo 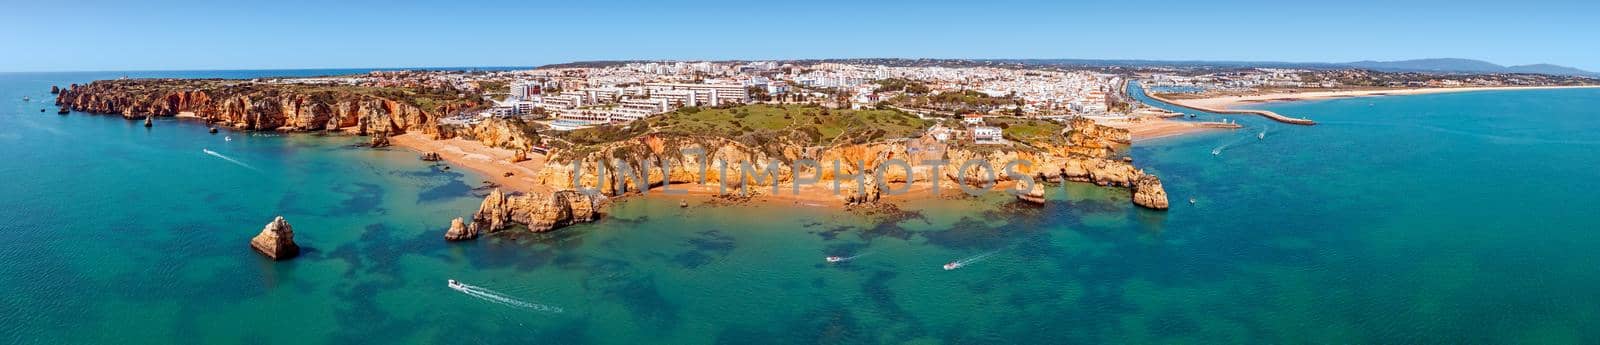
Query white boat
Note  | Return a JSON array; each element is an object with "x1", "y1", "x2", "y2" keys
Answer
[
  {"x1": 224, "y1": 136, "x2": 233, "y2": 142},
  {"x1": 447, "y1": 279, "x2": 462, "y2": 289},
  {"x1": 825, "y1": 256, "x2": 844, "y2": 263},
  {"x1": 943, "y1": 261, "x2": 962, "y2": 270},
  {"x1": 1188, "y1": 198, "x2": 1196, "y2": 204},
  {"x1": 1258, "y1": 131, "x2": 1265, "y2": 140}
]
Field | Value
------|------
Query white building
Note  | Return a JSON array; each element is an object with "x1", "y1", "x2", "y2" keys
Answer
[{"x1": 971, "y1": 126, "x2": 1003, "y2": 144}]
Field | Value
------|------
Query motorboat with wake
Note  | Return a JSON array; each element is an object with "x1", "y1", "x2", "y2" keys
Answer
[
  {"x1": 943, "y1": 261, "x2": 962, "y2": 270},
  {"x1": 448, "y1": 279, "x2": 462, "y2": 289},
  {"x1": 825, "y1": 256, "x2": 844, "y2": 263}
]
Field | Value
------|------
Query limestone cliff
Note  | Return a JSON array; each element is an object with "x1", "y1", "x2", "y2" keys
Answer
[
  {"x1": 54, "y1": 79, "x2": 480, "y2": 135},
  {"x1": 520, "y1": 117, "x2": 1166, "y2": 209}
]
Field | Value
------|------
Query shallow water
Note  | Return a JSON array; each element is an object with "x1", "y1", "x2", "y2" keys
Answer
[{"x1": 3, "y1": 72, "x2": 1599, "y2": 344}]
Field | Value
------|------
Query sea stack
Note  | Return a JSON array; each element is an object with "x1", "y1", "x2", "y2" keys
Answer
[
  {"x1": 443, "y1": 217, "x2": 479, "y2": 241},
  {"x1": 143, "y1": 115, "x2": 154, "y2": 128},
  {"x1": 250, "y1": 216, "x2": 301, "y2": 260},
  {"x1": 50, "y1": 85, "x2": 60, "y2": 94},
  {"x1": 468, "y1": 189, "x2": 601, "y2": 233},
  {"x1": 1131, "y1": 175, "x2": 1170, "y2": 210}
]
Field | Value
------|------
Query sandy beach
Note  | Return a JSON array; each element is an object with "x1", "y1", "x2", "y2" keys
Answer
[
  {"x1": 390, "y1": 133, "x2": 552, "y2": 194},
  {"x1": 1172, "y1": 85, "x2": 1600, "y2": 109},
  {"x1": 1100, "y1": 117, "x2": 1241, "y2": 142}
]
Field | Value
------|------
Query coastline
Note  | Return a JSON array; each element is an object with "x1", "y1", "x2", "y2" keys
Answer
[
  {"x1": 389, "y1": 133, "x2": 553, "y2": 194},
  {"x1": 1144, "y1": 91, "x2": 1318, "y2": 125},
  {"x1": 392, "y1": 133, "x2": 1075, "y2": 207},
  {"x1": 1100, "y1": 117, "x2": 1241, "y2": 142},
  {"x1": 1165, "y1": 85, "x2": 1600, "y2": 110}
]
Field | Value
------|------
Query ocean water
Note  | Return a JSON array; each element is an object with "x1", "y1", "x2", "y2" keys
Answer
[{"x1": 4, "y1": 72, "x2": 1600, "y2": 344}]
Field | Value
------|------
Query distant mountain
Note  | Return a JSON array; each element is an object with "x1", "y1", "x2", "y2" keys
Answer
[
  {"x1": 1344, "y1": 58, "x2": 1597, "y2": 77},
  {"x1": 1505, "y1": 64, "x2": 1598, "y2": 77}
]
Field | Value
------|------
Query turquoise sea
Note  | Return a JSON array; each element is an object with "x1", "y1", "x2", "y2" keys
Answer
[{"x1": 4, "y1": 71, "x2": 1600, "y2": 344}]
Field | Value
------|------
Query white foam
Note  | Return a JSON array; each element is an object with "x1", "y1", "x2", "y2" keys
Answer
[
  {"x1": 451, "y1": 282, "x2": 564, "y2": 313},
  {"x1": 202, "y1": 148, "x2": 260, "y2": 171}
]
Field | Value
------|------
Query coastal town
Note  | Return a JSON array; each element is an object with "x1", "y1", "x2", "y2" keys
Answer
[{"x1": 47, "y1": 59, "x2": 1600, "y2": 248}]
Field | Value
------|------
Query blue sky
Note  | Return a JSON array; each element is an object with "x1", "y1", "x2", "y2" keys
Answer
[{"x1": 3, "y1": 0, "x2": 1596, "y2": 72}]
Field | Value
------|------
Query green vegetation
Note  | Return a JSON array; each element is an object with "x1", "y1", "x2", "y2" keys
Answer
[
  {"x1": 887, "y1": 89, "x2": 1017, "y2": 113},
  {"x1": 874, "y1": 78, "x2": 931, "y2": 94},
  {"x1": 559, "y1": 104, "x2": 932, "y2": 148},
  {"x1": 985, "y1": 116, "x2": 1067, "y2": 146},
  {"x1": 476, "y1": 80, "x2": 510, "y2": 95}
]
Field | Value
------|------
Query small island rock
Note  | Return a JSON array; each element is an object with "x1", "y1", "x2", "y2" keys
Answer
[
  {"x1": 250, "y1": 216, "x2": 301, "y2": 260},
  {"x1": 443, "y1": 217, "x2": 479, "y2": 241}
]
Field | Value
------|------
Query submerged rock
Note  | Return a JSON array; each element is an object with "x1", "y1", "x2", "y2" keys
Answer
[
  {"x1": 1131, "y1": 175, "x2": 1170, "y2": 210},
  {"x1": 250, "y1": 216, "x2": 300, "y2": 260},
  {"x1": 443, "y1": 217, "x2": 479, "y2": 241}
]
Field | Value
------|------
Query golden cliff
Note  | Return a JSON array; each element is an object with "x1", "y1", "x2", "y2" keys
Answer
[
  {"x1": 54, "y1": 79, "x2": 480, "y2": 136},
  {"x1": 521, "y1": 117, "x2": 1167, "y2": 209}
]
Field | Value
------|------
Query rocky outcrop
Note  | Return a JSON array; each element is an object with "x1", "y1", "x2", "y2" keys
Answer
[
  {"x1": 56, "y1": 107, "x2": 69, "y2": 115},
  {"x1": 1131, "y1": 175, "x2": 1170, "y2": 210},
  {"x1": 250, "y1": 216, "x2": 300, "y2": 260},
  {"x1": 420, "y1": 152, "x2": 442, "y2": 161},
  {"x1": 369, "y1": 132, "x2": 391, "y2": 148},
  {"x1": 527, "y1": 118, "x2": 1169, "y2": 210},
  {"x1": 1016, "y1": 183, "x2": 1046, "y2": 204},
  {"x1": 443, "y1": 217, "x2": 479, "y2": 241},
  {"x1": 143, "y1": 115, "x2": 153, "y2": 127},
  {"x1": 53, "y1": 79, "x2": 479, "y2": 135},
  {"x1": 50, "y1": 85, "x2": 60, "y2": 94},
  {"x1": 462, "y1": 189, "x2": 602, "y2": 236}
]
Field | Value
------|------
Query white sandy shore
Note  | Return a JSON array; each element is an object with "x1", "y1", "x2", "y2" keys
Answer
[{"x1": 1176, "y1": 86, "x2": 1600, "y2": 109}]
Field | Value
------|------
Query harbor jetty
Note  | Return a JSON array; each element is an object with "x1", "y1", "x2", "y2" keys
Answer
[{"x1": 1144, "y1": 92, "x2": 1317, "y2": 126}]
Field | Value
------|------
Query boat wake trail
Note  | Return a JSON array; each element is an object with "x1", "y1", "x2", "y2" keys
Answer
[
  {"x1": 202, "y1": 149, "x2": 260, "y2": 171},
  {"x1": 451, "y1": 282, "x2": 564, "y2": 313},
  {"x1": 944, "y1": 250, "x2": 1000, "y2": 270},
  {"x1": 826, "y1": 252, "x2": 870, "y2": 263},
  {"x1": 1213, "y1": 126, "x2": 1272, "y2": 156}
]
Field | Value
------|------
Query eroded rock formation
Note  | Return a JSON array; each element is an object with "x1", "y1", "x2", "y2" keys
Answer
[
  {"x1": 443, "y1": 217, "x2": 478, "y2": 241},
  {"x1": 520, "y1": 117, "x2": 1166, "y2": 210},
  {"x1": 1017, "y1": 183, "x2": 1046, "y2": 204},
  {"x1": 1131, "y1": 175, "x2": 1170, "y2": 210},
  {"x1": 53, "y1": 79, "x2": 478, "y2": 136},
  {"x1": 456, "y1": 189, "x2": 603, "y2": 238},
  {"x1": 250, "y1": 216, "x2": 300, "y2": 260}
]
